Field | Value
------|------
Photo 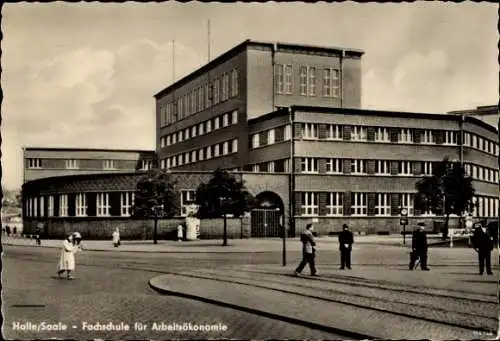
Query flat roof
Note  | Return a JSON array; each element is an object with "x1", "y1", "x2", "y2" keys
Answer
[
  {"x1": 154, "y1": 39, "x2": 364, "y2": 99},
  {"x1": 23, "y1": 147, "x2": 155, "y2": 154}
]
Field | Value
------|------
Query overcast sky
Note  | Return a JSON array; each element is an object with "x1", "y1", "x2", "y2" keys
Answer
[{"x1": 1, "y1": 2, "x2": 498, "y2": 190}]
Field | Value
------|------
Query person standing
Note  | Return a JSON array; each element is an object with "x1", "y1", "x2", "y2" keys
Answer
[
  {"x1": 338, "y1": 224, "x2": 354, "y2": 270},
  {"x1": 112, "y1": 228, "x2": 120, "y2": 247},
  {"x1": 57, "y1": 234, "x2": 76, "y2": 279},
  {"x1": 471, "y1": 222, "x2": 494, "y2": 275},
  {"x1": 410, "y1": 222, "x2": 430, "y2": 271},
  {"x1": 295, "y1": 223, "x2": 317, "y2": 276},
  {"x1": 177, "y1": 223, "x2": 184, "y2": 242}
]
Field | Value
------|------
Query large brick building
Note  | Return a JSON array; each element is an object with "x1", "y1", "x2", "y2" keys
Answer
[{"x1": 21, "y1": 40, "x2": 499, "y2": 238}]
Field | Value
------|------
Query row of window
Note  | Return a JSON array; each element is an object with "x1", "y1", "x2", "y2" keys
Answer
[
  {"x1": 298, "y1": 192, "x2": 499, "y2": 218},
  {"x1": 160, "y1": 139, "x2": 239, "y2": 169},
  {"x1": 251, "y1": 125, "x2": 292, "y2": 149},
  {"x1": 242, "y1": 159, "x2": 291, "y2": 173},
  {"x1": 159, "y1": 69, "x2": 239, "y2": 127},
  {"x1": 27, "y1": 158, "x2": 154, "y2": 171},
  {"x1": 464, "y1": 164, "x2": 500, "y2": 183},
  {"x1": 160, "y1": 110, "x2": 238, "y2": 148},
  {"x1": 275, "y1": 64, "x2": 341, "y2": 98},
  {"x1": 463, "y1": 132, "x2": 499, "y2": 157},
  {"x1": 25, "y1": 192, "x2": 135, "y2": 218}
]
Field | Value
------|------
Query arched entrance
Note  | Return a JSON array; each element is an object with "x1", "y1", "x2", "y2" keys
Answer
[{"x1": 251, "y1": 191, "x2": 284, "y2": 237}]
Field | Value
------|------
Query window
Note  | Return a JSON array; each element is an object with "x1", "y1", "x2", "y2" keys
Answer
[
  {"x1": 299, "y1": 66, "x2": 316, "y2": 96},
  {"x1": 464, "y1": 132, "x2": 470, "y2": 146},
  {"x1": 398, "y1": 128, "x2": 413, "y2": 143},
  {"x1": 205, "y1": 84, "x2": 211, "y2": 109},
  {"x1": 65, "y1": 159, "x2": 79, "y2": 169},
  {"x1": 421, "y1": 130, "x2": 434, "y2": 144},
  {"x1": 206, "y1": 146, "x2": 212, "y2": 159},
  {"x1": 374, "y1": 128, "x2": 389, "y2": 142},
  {"x1": 222, "y1": 113, "x2": 229, "y2": 127},
  {"x1": 472, "y1": 165, "x2": 477, "y2": 179},
  {"x1": 230, "y1": 110, "x2": 238, "y2": 125},
  {"x1": 231, "y1": 69, "x2": 239, "y2": 97},
  {"x1": 351, "y1": 193, "x2": 367, "y2": 216},
  {"x1": 398, "y1": 161, "x2": 413, "y2": 175},
  {"x1": 400, "y1": 193, "x2": 414, "y2": 216},
  {"x1": 120, "y1": 192, "x2": 134, "y2": 217},
  {"x1": 178, "y1": 130, "x2": 184, "y2": 142},
  {"x1": 222, "y1": 141, "x2": 229, "y2": 155},
  {"x1": 180, "y1": 190, "x2": 198, "y2": 217},
  {"x1": 184, "y1": 128, "x2": 190, "y2": 140},
  {"x1": 213, "y1": 78, "x2": 220, "y2": 104},
  {"x1": 375, "y1": 160, "x2": 389, "y2": 175},
  {"x1": 177, "y1": 154, "x2": 183, "y2": 166},
  {"x1": 171, "y1": 133, "x2": 177, "y2": 144},
  {"x1": 308, "y1": 67, "x2": 316, "y2": 96},
  {"x1": 299, "y1": 66, "x2": 307, "y2": 95},
  {"x1": 326, "y1": 158, "x2": 342, "y2": 174},
  {"x1": 327, "y1": 124, "x2": 343, "y2": 140},
  {"x1": 268, "y1": 161, "x2": 275, "y2": 173},
  {"x1": 232, "y1": 139, "x2": 238, "y2": 153},
  {"x1": 323, "y1": 68, "x2": 340, "y2": 97},
  {"x1": 472, "y1": 135, "x2": 477, "y2": 149},
  {"x1": 171, "y1": 156, "x2": 177, "y2": 168},
  {"x1": 198, "y1": 149, "x2": 204, "y2": 161},
  {"x1": 251, "y1": 134, "x2": 260, "y2": 148},
  {"x1": 166, "y1": 135, "x2": 171, "y2": 146},
  {"x1": 75, "y1": 193, "x2": 87, "y2": 217},
  {"x1": 48, "y1": 195, "x2": 54, "y2": 217},
  {"x1": 423, "y1": 161, "x2": 433, "y2": 175},
  {"x1": 206, "y1": 120, "x2": 212, "y2": 133},
  {"x1": 191, "y1": 150, "x2": 197, "y2": 163},
  {"x1": 103, "y1": 160, "x2": 115, "y2": 170},
  {"x1": 39, "y1": 196, "x2": 44, "y2": 217},
  {"x1": 284, "y1": 125, "x2": 292, "y2": 140},
  {"x1": 96, "y1": 193, "x2": 110, "y2": 217},
  {"x1": 351, "y1": 126, "x2": 367, "y2": 141},
  {"x1": 268, "y1": 129, "x2": 275, "y2": 144},
  {"x1": 464, "y1": 164, "x2": 471, "y2": 176},
  {"x1": 198, "y1": 122, "x2": 204, "y2": 135},
  {"x1": 326, "y1": 192, "x2": 343, "y2": 216},
  {"x1": 160, "y1": 159, "x2": 166, "y2": 170},
  {"x1": 191, "y1": 126, "x2": 197, "y2": 138},
  {"x1": 160, "y1": 137, "x2": 165, "y2": 148},
  {"x1": 276, "y1": 64, "x2": 284, "y2": 94},
  {"x1": 444, "y1": 131, "x2": 458, "y2": 145},
  {"x1": 301, "y1": 123, "x2": 318, "y2": 139},
  {"x1": 221, "y1": 73, "x2": 230, "y2": 101},
  {"x1": 26, "y1": 197, "x2": 31, "y2": 217},
  {"x1": 351, "y1": 159, "x2": 366, "y2": 174},
  {"x1": 184, "y1": 152, "x2": 190, "y2": 164},
  {"x1": 301, "y1": 192, "x2": 319, "y2": 216},
  {"x1": 28, "y1": 158, "x2": 42, "y2": 169},
  {"x1": 375, "y1": 193, "x2": 391, "y2": 216},
  {"x1": 33, "y1": 197, "x2": 38, "y2": 217},
  {"x1": 141, "y1": 160, "x2": 153, "y2": 170},
  {"x1": 213, "y1": 144, "x2": 220, "y2": 158},
  {"x1": 301, "y1": 158, "x2": 318, "y2": 173},
  {"x1": 284, "y1": 65, "x2": 293, "y2": 94}
]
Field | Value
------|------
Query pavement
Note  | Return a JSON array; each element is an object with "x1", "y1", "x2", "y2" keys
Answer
[{"x1": 149, "y1": 263, "x2": 499, "y2": 340}]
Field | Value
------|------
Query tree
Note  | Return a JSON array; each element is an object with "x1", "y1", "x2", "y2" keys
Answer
[
  {"x1": 196, "y1": 169, "x2": 256, "y2": 245},
  {"x1": 131, "y1": 168, "x2": 177, "y2": 244},
  {"x1": 415, "y1": 158, "x2": 475, "y2": 239}
]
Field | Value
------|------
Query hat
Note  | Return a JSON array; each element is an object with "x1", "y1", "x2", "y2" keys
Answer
[{"x1": 72, "y1": 232, "x2": 82, "y2": 239}]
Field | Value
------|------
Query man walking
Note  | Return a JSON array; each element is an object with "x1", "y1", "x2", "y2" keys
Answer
[
  {"x1": 295, "y1": 223, "x2": 317, "y2": 276},
  {"x1": 409, "y1": 222, "x2": 430, "y2": 271},
  {"x1": 339, "y1": 224, "x2": 354, "y2": 270},
  {"x1": 471, "y1": 222, "x2": 494, "y2": 275}
]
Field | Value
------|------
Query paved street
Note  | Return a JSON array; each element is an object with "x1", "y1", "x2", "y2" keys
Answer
[{"x1": 2, "y1": 239, "x2": 498, "y2": 340}]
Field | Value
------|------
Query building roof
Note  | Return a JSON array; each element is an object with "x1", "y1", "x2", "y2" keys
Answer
[
  {"x1": 23, "y1": 147, "x2": 155, "y2": 154},
  {"x1": 448, "y1": 104, "x2": 498, "y2": 116},
  {"x1": 154, "y1": 39, "x2": 364, "y2": 99}
]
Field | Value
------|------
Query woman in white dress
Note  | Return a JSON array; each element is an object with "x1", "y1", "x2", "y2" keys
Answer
[
  {"x1": 112, "y1": 228, "x2": 120, "y2": 247},
  {"x1": 57, "y1": 234, "x2": 76, "y2": 279}
]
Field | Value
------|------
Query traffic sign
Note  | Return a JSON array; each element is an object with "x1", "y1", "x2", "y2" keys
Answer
[
  {"x1": 400, "y1": 218, "x2": 408, "y2": 225},
  {"x1": 400, "y1": 208, "x2": 408, "y2": 216}
]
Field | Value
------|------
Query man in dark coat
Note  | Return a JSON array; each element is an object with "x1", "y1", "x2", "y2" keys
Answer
[
  {"x1": 409, "y1": 222, "x2": 430, "y2": 271},
  {"x1": 294, "y1": 223, "x2": 317, "y2": 276},
  {"x1": 471, "y1": 222, "x2": 494, "y2": 275},
  {"x1": 338, "y1": 224, "x2": 354, "y2": 270}
]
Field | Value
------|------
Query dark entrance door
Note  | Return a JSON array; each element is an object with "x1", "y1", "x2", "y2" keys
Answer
[{"x1": 251, "y1": 208, "x2": 281, "y2": 237}]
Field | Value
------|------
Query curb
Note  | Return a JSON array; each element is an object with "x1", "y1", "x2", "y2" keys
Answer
[{"x1": 148, "y1": 276, "x2": 374, "y2": 340}]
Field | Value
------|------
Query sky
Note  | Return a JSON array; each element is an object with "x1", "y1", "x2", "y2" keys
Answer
[{"x1": 1, "y1": 2, "x2": 498, "y2": 191}]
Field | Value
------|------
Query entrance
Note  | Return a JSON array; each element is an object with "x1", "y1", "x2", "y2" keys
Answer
[{"x1": 250, "y1": 191, "x2": 284, "y2": 238}]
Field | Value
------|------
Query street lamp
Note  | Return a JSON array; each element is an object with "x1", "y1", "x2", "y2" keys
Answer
[
  {"x1": 153, "y1": 205, "x2": 163, "y2": 245},
  {"x1": 219, "y1": 197, "x2": 228, "y2": 246}
]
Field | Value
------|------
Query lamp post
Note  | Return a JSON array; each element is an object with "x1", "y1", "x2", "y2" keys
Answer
[
  {"x1": 153, "y1": 205, "x2": 163, "y2": 245},
  {"x1": 219, "y1": 197, "x2": 228, "y2": 246}
]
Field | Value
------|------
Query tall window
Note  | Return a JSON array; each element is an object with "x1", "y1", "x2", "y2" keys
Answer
[
  {"x1": 223, "y1": 113, "x2": 230, "y2": 127},
  {"x1": 28, "y1": 158, "x2": 42, "y2": 169},
  {"x1": 351, "y1": 126, "x2": 367, "y2": 141},
  {"x1": 301, "y1": 158, "x2": 318, "y2": 173},
  {"x1": 276, "y1": 64, "x2": 292, "y2": 94},
  {"x1": 326, "y1": 158, "x2": 342, "y2": 174},
  {"x1": 284, "y1": 65, "x2": 293, "y2": 94},
  {"x1": 222, "y1": 73, "x2": 230, "y2": 101},
  {"x1": 326, "y1": 192, "x2": 343, "y2": 216},
  {"x1": 301, "y1": 123, "x2": 318, "y2": 139},
  {"x1": 284, "y1": 125, "x2": 292, "y2": 140},
  {"x1": 65, "y1": 159, "x2": 79, "y2": 169},
  {"x1": 180, "y1": 190, "x2": 198, "y2": 217},
  {"x1": 198, "y1": 122, "x2": 205, "y2": 135},
  {"x1": 75, "y1": 193, "x2": 87, "y2": 217},
  {"x1": 268, "y1": 129, "x2": 275, "y2": 145},
  {"x1": 191, "y1": 126, "x2": 197, "y2": 138},
  {"x1": 39, "y1": 196, "x2": 45, "y2": 217},
  {"x1": 33, "y1": 197, "x2": 38, "y2": 217},
  {"x1": 97, "y1": 193, "x2": 110, "y2": 217},
  {"x1": 299, "y1": 66, "x2": 316, "y2": 96},
  {"x1": 103, "y1": 160, "x2": 115, "y2": 170},
  {"x1": 231, "y1": 110, "x2": 238, "y2": 124},
  {"x1": 205, "y1": 84, "x2": 211, "y2": 109},
  {"x1": 374, "y1": 128, "x2": 389, "y2": 142},
  {"x1": 400, "y1": 193, "x2": 414, "y2": 216},
  {"x1": 351, "y1": 159, "x2": 366, "y2": 174},
  {"x1": 232, "y1": 139, "x2": 238, "y2": 153},
  {"x1": 206, "y1": 146, "x2": 212, "y2": 159},
  {"x1": 251, "y1": 134, "x2": 260, "y2": 148},
  {"x1": 464, "y1": 132, "x2": 470, "y2": 146},
  {"x1": 351, "y1": 193, "x2": 367, "y2": 216},
  {"x1": 213, "y1": 78, "x2": 220, "y2": 104},
  {"x1": 301, "y1": 192, "x2": 319, "y2": 216},
  {"x1": 423, "y1": 161, "x2": 433, "y2": 175},
  {"x1": 230, "y1": 69, "x2": 239, "y2": 97},
  {"x1": 327, "y1": 124, "x2": 343, "y2": 140},
  {"x1": 206, "y1": 120, "x2": 212, "y2": 133},
  {"x1": 375, "y1": 193, "x2": 391, "y2": 216},
  {"x1": 198, "y1": 149, "x2": 204, "y2": 161},
  {"x1": 323, "y1": 68, "x2": 340, "y2": 97},
  {"x1": 375, "y1": 160, "x2": 390, "y2": 175},
  {"x1": 191, "y1": 150, "x2": 197, "y2": 163},
  {"x1": 398, "y1": 161, "x2": 413, "y2": 175},
  {"x1": 160, "y1": 159, "x2": 166, "y2": 170},
  {"x1": 120, "y1": 192, "x2": 134, "y2": 217},
  {"x1": 59, "y1": 194, "x2": 68, "y2": 217},
  {"x1": 141, "y1": 160, "x2": 153, "y2": 170},
  {"x1": 222, "y1": 141, "x2": 229, "y2": 155},
  {"x1": 444, "y1": 131, "x2": 458, "y2": 145},
  {"x1": 48, "y1": 195, "x2": 54, "y2": 217},
  {"x1": 398, "y1": 128, "x2": 413, "y2": 143},
  {"x1": 421, "y1": 130, "x2": 435, "y2": 144}
]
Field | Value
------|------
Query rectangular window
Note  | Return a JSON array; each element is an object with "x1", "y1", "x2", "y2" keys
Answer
[
  {"x1": 323, "y1": 68, "x2": 340, "y2": 97},
  {"x1": 75, "y1": 193, "x2": 87, "y2": 217},
  {"x1": 205, "y1": 84, "x2": 211, "y2": 109},
  {"x1": 184, "y1": 128, "x2": 190, "y2": 140},
  {"x1": 39, "y1": 196, "x2": 44, "y2": 217},
  {"x1": 301, "y1": 158, "x2": 319, "y2": 173},
  {"x1": 198, "y1": 149, "x2": 204, "y2": 161},
  {"x1": 65, "y1": 159, "x2": 79, "y2": 169},
  {"x1": 191, "y1": 126, "x2": 197, "y2": 138},
  {"x1": 213, "y1": 144, "x2": 220, "y2": 158},
  {"x1": 171, "y1": 133, "x2": 177, "y2": 145},
  {"x1": 33, "y1": 197, "x2": 38, "y2": 217},
  {"x1": 231, "y1": 110, "x2": 238, "y2": 125},
  {"x1": 206, "y1": 120, "x2": 212, "y2": 133},
  {"x1": 177, "y1": 154, "x2": 183, "y2": 166},
  {"x1": 191, "y1": 150, "x2": 197, "y2": 163},
  {"x1": 171, "y1": 156, "x2": 177, "y2": 168},
  {"x1": 252, "y1": 164, "x2": 260, "y2": 172},
  {"x1": 284, "y1": 125, "x2": 292, "y2": 140},
  {"x1": 375, "y1": 160, "x2": 390, "y2": 175},
  {"x1": 464, "y1": 132, "x2": 470, "y2": 146},
  {"x1": 120, "y1": 192, "x2": 134, "y2": 217},
  {"x1": 103, "y1": 160, "x2": 115, "y2": 170},
  {"x1": 184, "y1": 152, "x2": 190, "y2": 164},
  {"x1": 180, "y1": 190, "x2": 198, "y2": 217},
  {"x1": 472, "y1": 135, "x2": 477, "y2": 149},
  {"x1": 301, "y1": 192, "x2": 319, "y2": 216},
  {"x1": 284, "y1": 65, "x2": 293, "y2": 94},
  {"x1": 423, "y1": 161, "x2": 433, "y2": 175},
  {"x1": 301, "y1": 123, "x2": 318, "y2": 139},
  {"x1": 160, "y1": 159, "x2": 166, "y2": 170},
  {"x1": 251, "y1": 134, "x2": 260, "y2": 148},
  {"x1": 351, "y1": 193, "x2": 367, "y2": 216},
  {"x1": 398, "y1": 161, "x2": 413, "y2": 175},
  {"x1": 198, "y1": 122, "x2": 205, "y2": 135},
  {"x1": 160, "y1": 137, "x2": 165, "y2": 148},
  {"x1": 222, "y1": 141, "x2": 229, "y2": 155},
  {"x1": 375, "y1": 193, "x2": 391, "y2": 216},
  {"x1": 223, "y1": 113, "x2": 229, "y2": 127},
  {"x1": 351, "y1": 126, "x2": 367, "y2": 141},
  {"x1": 178, "y1": 130, "x2": 184, "y2": 142},
  {"x1": 166, "y1": 135, "x2": 171, "y2": 146},
  {"x1": 47, "y1": 195, "x2": 54, "y2": 217},
  {"x1": 374, "y1": 128, "x2": 390, "y2": 142},
  {"x1": 398, "y1": 128, "x2": 413, "y2": 143},
  {"x1": 326, "y1": 192, "x2": 343, "y2": 216},
  {"x1": 268, "y1": 161, "x2": 275, "y2": 173},
  {"x1": 351, "y1": 159, "x2": 367, "y2": 174},
  {"x1": 421, "y1": 130, "x2": 435, "y2": 144},
  {"x1": 400, "y1": 193, "x2": 414, "y2": 216},
  {"x1": 232, "y1": 139, "x2": 238, "y2": 153},
  {"x1": 231, "y1": 69, "x2": 239, "y2": 97},
  {"x1": 299, "y1": 66, "x2": 307, "y2": 96},
  {"x1": 28, "y1": 158, "x2": 42, "y2": 169},
  {"x1": 327, "y1": 124, "x2": 343, "y2": 140},
  {"x1": 275, "y1": 64, "x2": 284, "y2": 94},
  {"x1": 308, "y1": 67, "x2": 316, "y2": 96},
  {"x1": 206, "y1": 146, "x2": 212, "y2": 159},
  {"x1": 96, "y1": 193, "x2": 110, "y2": 217},
  {"x1": 326, "y1": 158, "x2": 342, "y2": 174},
  {"x1": 268, "y1": 129, "x2": 275, "y2": 145},
  {"x1": 213, "y1": 78, "x2": 220, "y2": 104},
  {"x1": 444, "y1": 131, "x2": 458, "y2": 145}
]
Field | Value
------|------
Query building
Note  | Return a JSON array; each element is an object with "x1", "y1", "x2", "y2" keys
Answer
[{"x1": 21, "y1": 40, "x2": 499, "y2": 239}]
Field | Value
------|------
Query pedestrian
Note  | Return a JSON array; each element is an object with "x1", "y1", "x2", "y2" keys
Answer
[
  {"x1": 409, "y1": 222, "x2": 430, "y2": 271},
  {"x1": 294, "y1": 223, "x2": 317, "y2": 276},
  {"x1": 177, "y1": 223, "x2": 183, "y2": 242},
  {"x1": 6, "y1": 225, "x2": 10, "y2": 237},
  {"x1": 471, "y1": 222, "x2": 494, "y2": 275},
  {"x1": 57, "y1": 234, "x2": 76, "y2": 280},
  {"x1": 338, "y1": 224, "x2": 354, "y2": 270},
  {"x1": 112, "y1": 228, "x2": 120, "y2": 247}
]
